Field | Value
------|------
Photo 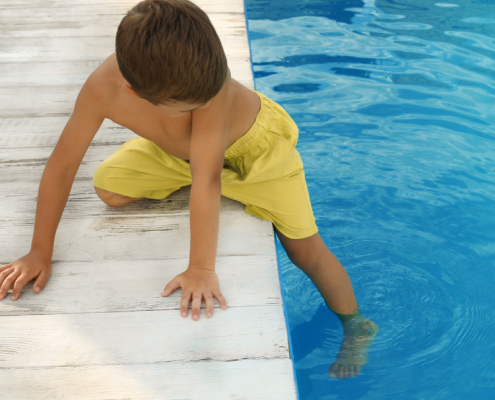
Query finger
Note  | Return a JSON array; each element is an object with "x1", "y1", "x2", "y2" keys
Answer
[
  {"x1": 33, "y1": 268, "x2": 50, "y2": 293},
  {"x1": 0, "y1": 263, "x2": 13, "y2": 272},
  {"x1": 191, "y1": 292, "x2": 202, "y2": 321},
  {"x1": 204, "y1": 294, "x2": 214, "y2": 318},
  {"x1": 161, "y1": 278, "x2": 181, "y2": 297},
  {"x1": 11, "y1": 274, "x2": 29, "y2": 301},
  {"x1": 180, "y1": 291, "x2": 191, "y2": 317},
  {"x1": 328, "y1": 362, "x2": 339, "y2": 379},
  {"x1": 0, "y1": 267, "x2": 15, "y2": 299},
  {"x1": 0, "y1": 266, "x2": 14, "y2": 282},
  {"x1": 213, "y1": 290, "x2": 227, "y2": 310},
  {"x1": 0, "y1": 270, "x2": 22, "y2": 300}
]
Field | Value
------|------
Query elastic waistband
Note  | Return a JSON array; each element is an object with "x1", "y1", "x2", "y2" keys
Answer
[{"x1": 224, "y1": 90, "x2": 271, "y2": 160}]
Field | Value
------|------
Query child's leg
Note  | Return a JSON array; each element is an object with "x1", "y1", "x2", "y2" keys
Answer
[
  {"x1": 92, "y1": 137, "x2": 193, "y2": 206},
  {"x1": 273, "y1": 227, "x2": 358, "y2": 314},
  {"x1": 273, "y1": 226, "x2": 379, "y2": 380}
]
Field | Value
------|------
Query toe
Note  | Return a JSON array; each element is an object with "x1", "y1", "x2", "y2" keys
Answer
[{"x1": 328, "y1": 364, "x2": 338, "y2": 379}]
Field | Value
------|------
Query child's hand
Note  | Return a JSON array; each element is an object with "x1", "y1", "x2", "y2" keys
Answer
[
  {"x1": 0, "y1": 251, "x2": 52, "y2": 301},
  {"x1": 161, "y1": 266, "x2": 227, "y2": 321}
]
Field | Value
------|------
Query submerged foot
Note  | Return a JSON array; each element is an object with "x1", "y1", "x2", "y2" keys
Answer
[{"x1": 328, "y1": 318, "x2": 379, "y2": 380}]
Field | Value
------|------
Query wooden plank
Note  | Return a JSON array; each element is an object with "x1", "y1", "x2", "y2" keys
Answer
[
  {"x1": 1, "y1": 36, "x2": 249, "y2": 63},
  {"x1": 0, "y1": 117, "x2": 136, "y2": 148},
  {"x1": 0, "y1": 183, "x2": 245, "y2": 221},
  {"x1": 0, "y1": 255, "x2": 281, "y2": 315},
  {"x1": 0, "y1": 143, "x2": 250, "y2": 183},
  {"x1": 0, "y1": 213, "x2": 276, "y2": 262},
  {"x1": 0, "y1": 305, "x2": 288, "y2": 368},
  {"x1": 0, "y1": 143, "x2": 260, "y2": 189},
  {"x1": 0, "y1": 144, "x2": 124, "y2": 182},
  {"x1": 0, "y1": 57, "x2": 253, "y2": 88},
  {"x1": 0, "y1": 84, "x2": 83, "y2": 118},
  {"x1": 0, "y1": 143, "x2": 262, "y2": 191},
  {"x1": 0, "y1": 0, "x2": 245, "y2": 14},
  {"x1": 0, "y1": 66, "x2": 253, "y2": 117},
  {"x1": 0, "y1": 359, "x2": 297, "y2": 400},
  {"x1": 0, "y1": 13, "x2": 248, "y2": 39},
  {"x1": 0, "y1": 84, "x2": 84, "y2": 118},
  {"x1": 0, "y1": 63, "x2": 253, "y2": 117}
]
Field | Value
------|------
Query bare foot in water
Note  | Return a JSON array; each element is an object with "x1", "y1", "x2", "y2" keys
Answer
[{"x1": 328, "y1": 318, "x2": 379, "y2": 379}]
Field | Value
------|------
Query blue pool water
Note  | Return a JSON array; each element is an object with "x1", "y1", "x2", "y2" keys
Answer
[{"x1": 244, "y1": 1, "x2": 495, "y2": 399}]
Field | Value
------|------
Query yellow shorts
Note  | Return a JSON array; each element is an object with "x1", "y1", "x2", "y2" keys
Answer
[{"x1": 93, "y1": 90, "x2": 318, "y2": 239}]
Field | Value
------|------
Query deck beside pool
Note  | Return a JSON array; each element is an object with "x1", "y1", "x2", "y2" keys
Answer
[{"x1": 0, "y1": 0, "x2": 297, "y2": 398}]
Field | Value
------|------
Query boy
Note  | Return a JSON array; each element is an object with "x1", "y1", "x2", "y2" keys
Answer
[{"x1": 0, "y1": 0, "x2": 377, "y2": 379}]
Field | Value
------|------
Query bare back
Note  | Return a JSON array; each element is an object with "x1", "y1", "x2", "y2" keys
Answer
[{"x1": 94, "y1": 53, "x2": 261, "y2": 160}]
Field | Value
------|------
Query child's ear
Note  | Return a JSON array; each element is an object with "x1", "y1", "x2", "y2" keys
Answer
[{"x1": 122, "y1": 84, "x2": 140, "y2": 99}]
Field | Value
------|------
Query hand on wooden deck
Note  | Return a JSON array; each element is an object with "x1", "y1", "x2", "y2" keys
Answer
[
  {"x1": 160, "y1": 266, "x2": 228, "y2": 321},
  {"x1": 0, "y1": 251, "x2": 52, "y2": 301}
]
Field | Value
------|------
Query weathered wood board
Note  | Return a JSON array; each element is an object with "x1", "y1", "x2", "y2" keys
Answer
[
  {"x1": 0, "y1": 117, "x2": 135, "y2": 148},
  {"x1": 1, "y1": 305, "x2": 288, "y2": 368},
  {"x1": 0, "y1": 255, "x2": 282, "y2": 315},
  {"x1": 0, "y1": 12, "x2": 247, "y2": 39},
  {"x1": 0, "y1": 58, "x2": 253, "y2": 89},
  {"x1": 0, "y1": 213, "x2": 276, "y2": 262},
  {"x1": 0, "y1": 183, "x2": 245, "y2": 220},
  {"x1": 0, "y1": 0, "x2": 244, "y2": 13},
  {"x1": 0, "y1": 359, "x2": 296, "y2": 400}
]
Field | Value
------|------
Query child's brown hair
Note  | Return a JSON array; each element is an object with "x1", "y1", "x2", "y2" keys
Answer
[{"x1": 116, "y1": 0, "x2": 228, "y2": 106}]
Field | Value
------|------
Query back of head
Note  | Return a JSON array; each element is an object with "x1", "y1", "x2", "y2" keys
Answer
[{"x1": 116, "y1": 0, "x2": 228, "y2": 106}]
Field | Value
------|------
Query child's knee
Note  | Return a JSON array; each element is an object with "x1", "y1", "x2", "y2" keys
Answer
[
  {"x1": 94, "y1": 186, "x2": 134, "y2": 207},
  {"x1": 94, "y1": 186, "x2": 118, "y2": 207},
  {"x1": 289, "y1": 247, "x2": 322, "y2": 272},
  {"x1": 276, "y1": 229, "x2": 325, "y2": 273}
]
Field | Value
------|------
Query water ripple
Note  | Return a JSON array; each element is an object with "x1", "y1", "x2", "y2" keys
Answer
[{"x1": 247, "y1": 0, "x2": 495, "y2": 398}]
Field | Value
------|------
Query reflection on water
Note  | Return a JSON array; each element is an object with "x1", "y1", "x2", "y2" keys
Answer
[
  {"x1": 373, "y1": 0, "x2": 495, "y2": 58},
  {"x1": 246, "y1": 0, "x2": 365, "y2": 24},
  {"x1": 245, "y1": 0, "x2": 495, "y2": 398}
]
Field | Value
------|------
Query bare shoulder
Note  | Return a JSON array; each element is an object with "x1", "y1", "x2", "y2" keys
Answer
[
  {"x1": 191, "y1": 67, "x2": 261, "y2": 151},
  {"x1": 79, "y1": 53, "x2": 120, "y2": 117},
  {"x1": 48, "y1": 54, "x2": 124, "y2": 175}
]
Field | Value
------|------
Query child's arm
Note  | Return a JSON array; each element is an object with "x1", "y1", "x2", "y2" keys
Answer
[
  {"x1": 0, "y1": 73, "x2": 107, "y2": 301},
  {"x1": 161, "y1": 72, "x2": 233, "y2": 320}
]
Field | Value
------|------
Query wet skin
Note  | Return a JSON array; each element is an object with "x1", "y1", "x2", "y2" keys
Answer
[
  {"x1": 328, "y1": 317, "x2": 379, "y2": 379},
  {"x1": 272, "y1": 226, "x2": 379, "y2": 380}
]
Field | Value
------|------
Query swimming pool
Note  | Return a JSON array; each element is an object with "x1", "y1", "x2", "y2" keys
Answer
[{"x1": 244, "y1": 1, "x2": 495, "y2": 399}]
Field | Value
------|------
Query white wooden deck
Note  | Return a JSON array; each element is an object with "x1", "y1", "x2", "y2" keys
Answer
[{"x1": 0, "y1": 1, "x2": 297, "y2": 398}]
